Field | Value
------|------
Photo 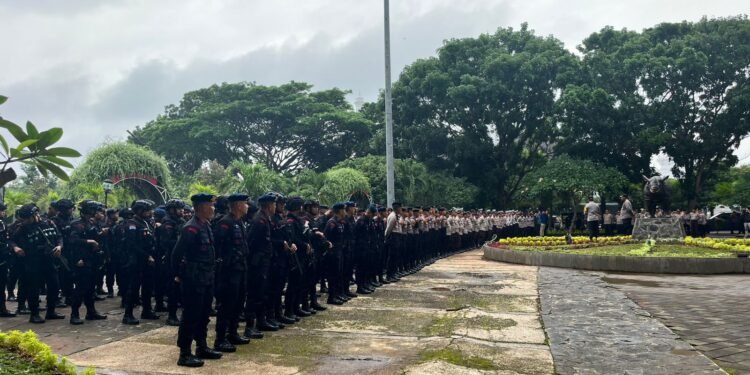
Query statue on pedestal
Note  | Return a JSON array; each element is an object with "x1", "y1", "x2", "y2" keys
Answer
[{"x1": 643, "y1": 175, "x2": 670, "y2": 218}]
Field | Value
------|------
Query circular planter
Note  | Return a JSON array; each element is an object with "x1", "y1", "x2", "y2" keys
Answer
[{"x1": 482, "y1": 245, "x2": 750, "y2": 274}]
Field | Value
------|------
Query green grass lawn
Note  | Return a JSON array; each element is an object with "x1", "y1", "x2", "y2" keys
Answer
[
  {"x1": 508, "y1": 243, "x2": 738, "y2": 258},
  {"x1": 0, "y1": 348, "x2": 58, "y2": 375}
]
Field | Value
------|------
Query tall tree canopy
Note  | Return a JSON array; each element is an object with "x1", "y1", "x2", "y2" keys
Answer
[
  {"x1": 555, "y1": 25, "x2": 662, "y2": 181},
  {"x1": 129, "y1": 82, "x2": 372, "y2": 174},
  {"x1": 557, "y1": 17, "x2": 750, "y2": 208},
  {"x1": 643, "y1": 17, "x2": 750, "y2": 208},
  {"x1": 388, "y1": 24, "x2": 578, "y2": 208}
]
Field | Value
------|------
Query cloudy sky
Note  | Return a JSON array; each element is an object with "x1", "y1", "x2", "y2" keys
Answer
[{"x1": 0, "y1": 0, "x2": 748, "y2": 170}]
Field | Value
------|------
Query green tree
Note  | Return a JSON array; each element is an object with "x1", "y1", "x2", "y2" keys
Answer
[
  {"x1": 520, "y1": 156, "x2": 629, "y2": 231},
  {"x1": 0, "y1": 95, "x2": 81, "y2": 187},
  {"x1": 389, "y1": 24, "x2": 579, "y2": 207},
  {"x1": 129, "y1": 82, "x2": 372, "y2": 174},
  {"x1": 318, "y1": 168, "x2": 370, "y2": 205},
  {"x1": 188, "y1": 182, "x2": 219, "y2": 198},
  {"x1": 707, "y1": 166, "x2": 750, "y2": 207},
  {"x1": 640, "y1": 17, "x2": 750, "y2": 208},
  {"x1": 223, "y1": 161, "x2": 290, "y2": 198},
  {"x1": 67, "y1": 142, "x2": 171, "y2": 203},
  {"x1": 555, "y1": 27, "x2": 663, "y2": 181},
  {"x1": 334, "y1": 155, "x2": 478, "y2": 207}
]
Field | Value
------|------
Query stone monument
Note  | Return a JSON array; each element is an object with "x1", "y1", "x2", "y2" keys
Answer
[{"x1": 632, "y1": 216, "x2": 685, "y2": 241}]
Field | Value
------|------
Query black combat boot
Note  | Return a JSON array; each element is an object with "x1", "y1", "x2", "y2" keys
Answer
[
  {"x1": 29, "y1": 313, "x2": 45, "y2": 324},
  {"x1": 227, "y1": 332, "x2": 250, "y2": 345},
  {"x1": 86, "y1": 310, "x2": 107, "y2": 320},
  {"x1": 244, "y1": 319, "x2": 265, "y2": 339},
  {"x1": 256, "y1": 315, "x2": 279, "y2": 332},
  {"x1": 45, "y1": 309, "x2": 65, "y2": 320},
  {"x1": 177, "y1": 350, "x2": 204, "y2": 368},
  {"x1": 311, "y1": 301, "x2": 327, "y2": 311},
  {"x1": 213, "y1": 335, "x2": 237, "y2": 353},
  {"x1": 195, "y1": 346, "x2": 223, "y2": 360},
  {"x1": 70, "y1": 309, "x2": 84, "y2": 325}
]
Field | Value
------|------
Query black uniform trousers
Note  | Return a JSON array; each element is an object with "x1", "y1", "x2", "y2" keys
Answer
[
  {"x1": 71, "y1": 267, "x2": 97, "y2": 314},
  {"x1": 178, "y1": 282, "x2": 213, "y2": 351},
  {"x1": 325, "y1": 248, "x2": 343, "y2": 299},
  {"x1": 20, "y1": 259, "x2": 59, "y2": 314},
  {"x1": 0, "y1": 264, "x2": 8, "y2": 310},
  {"x1": 124, "y1": 263, "x2": 155, "y2": 315},
  {"x1": 245, "y1": 256, "x2": 271, "y2": 321},
  {"x1": 216, "y1": 270, "x2": 245, "y2": 338}
]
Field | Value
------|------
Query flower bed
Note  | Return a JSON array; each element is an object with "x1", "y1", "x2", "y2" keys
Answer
[
  {"x1": 490, "y1": 235, "x2": 743, "y2": 258},
  {"x1": 497, "y1": 235, "x2": 633, "y2": 247}
]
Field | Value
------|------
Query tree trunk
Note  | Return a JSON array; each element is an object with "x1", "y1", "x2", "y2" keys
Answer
[{"x1": 568, "y1": 195, "x2": 577, "y2": 233}]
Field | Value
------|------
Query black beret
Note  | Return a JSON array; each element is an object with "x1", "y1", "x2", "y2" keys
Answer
[
  {"x1": 303, "y1": 200, "x2": 318, "y2": 207},
  {"x1": 368, "y1": 204, "x2": 377, "y2": 213},
  {"x1": 332, "y1": 202, "x2": 346, "y2": 210},
  {"x1": 319, "y1": 205, "x2": 329, "y2": 210},
  {"x1": 0, "y1": 202, "x2": 6, "y2": 211},
  {"x1": 190, "y1": 193, "x2": 216, "y2": 204},
  {"x1": 377, "y1": 206, "x2": 386, "y2": 212},
  {"x1": 17, "y1": 204, "x2": 39, "y2": 219},
  {"x1": 438, "y1": 207, "x2": 446, "y2": 212},
  {"x1": 392, "y1": 202, "x2": 402, "y2": 208},
  {"x1": 227, "y1": 193, "x2": 249, "y2": 202},
  {"x1": 258, "y1": 193, "x2": 277, "y2": 203},
  {"x1": 345, "y1": 201, "x2": 356, "y2": 208}
]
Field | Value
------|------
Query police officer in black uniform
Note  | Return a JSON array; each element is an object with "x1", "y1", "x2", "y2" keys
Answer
[
  {"x1": 302, "y1": 200, "x2": 328, "y2": 313},
  {"x1": 0, "y1": 203, "x2": 15, "y2": 317},
  {"x1": 324, "y1": 203, "x2": 347, "y2": 305},
  {"x1": 11, "y1": 204, "x2": 65, "y2": 323},
  {"x1": 245, "y1": 193, "x2": 278, "y2": 336},
  {"x1": 284, "y1": 197, "x2": 313, "y2": 319},
  {"x1": 172, "y1": 193, "x2": 223, "y2": 367},
  {"x1": 67, "y1": 201, "x2": 108, "y2": 325},
  {"x1": 102, "y1": 208, "x2": 120, "y2": 298},
  {"x1": 51, "y1": 199, "x2": 75, "y2": 306},
  {"x1": 354, "y1": 205, "x2": 375, "y2": 295},
  {"x1": 156, "y1": 199, "x2": 186, "y2": 326},
  {"x1": 269, "y1": 193, "x2": 296, "y2": 327},
  {"x1": 122, "y1": 200, "x2": 160, "y2": 325},
  {"x1": 213, "y1": 193, "x2": 252, "y2": 353}
]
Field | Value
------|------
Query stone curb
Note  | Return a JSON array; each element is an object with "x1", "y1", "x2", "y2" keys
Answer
[{"x1": 483, "y1": 245, "x2": 750, "y2": 274}]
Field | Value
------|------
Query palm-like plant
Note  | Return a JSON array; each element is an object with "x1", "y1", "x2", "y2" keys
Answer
[{"x1": 0, "y1": 95, "x2": 81, "y2": 187}]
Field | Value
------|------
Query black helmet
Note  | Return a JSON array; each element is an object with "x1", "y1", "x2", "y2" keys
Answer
[
  {"x1": 285, "y1": 197, "x2": 304, "y2": 211},
  {"x1": 165, "y1": 199, "x2": 185, "y2": 210},
  {"x1": 131, "y1": 200, "x2": 154, "y2": 213},
  {"x1": 53, "y1": 199, "x2": 75, "y2": 210},
  {"x1": 17, "y1": 204, "x2": 39, "y2": 219},
  {"x1": 79, "y1": 200, "x2": 104, "y2": 216}
]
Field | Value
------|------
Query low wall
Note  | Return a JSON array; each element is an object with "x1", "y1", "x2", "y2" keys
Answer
[{"x1": 482, "y1": 245, "x2": 750, "y2": 274}]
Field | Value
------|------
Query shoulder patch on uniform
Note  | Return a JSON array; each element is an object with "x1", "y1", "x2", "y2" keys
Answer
[
  {"x1": 286, "y1": 218, "x2": 295, "y2": 224},
  {"x1": 128, "y1": 225, "x2": 136, "y2": 230},
  {"x1": 220, "y1": 223, "x2": 230, "y2": 230},
  {"x1": 186, "y1": 226, "x2": 199, "y2": 235}
]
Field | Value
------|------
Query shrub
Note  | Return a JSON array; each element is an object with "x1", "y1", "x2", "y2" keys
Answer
[{"x1": 0, "y1": 330, "x2": 94, "y2": 375}]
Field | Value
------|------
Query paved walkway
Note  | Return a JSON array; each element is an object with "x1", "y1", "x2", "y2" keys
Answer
[
  {"x1": 0, "y1": 295, "x2": 164, "y2": 356},
  {"x1": 600, "y1": 272, "x2": 750, "y2": 374},
  {"x1": 60, "y1": 250, "x2": 553, "y2": 374},
  {"x1": 539, "y1": 267, "x2": 724, "y2": 375}
]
